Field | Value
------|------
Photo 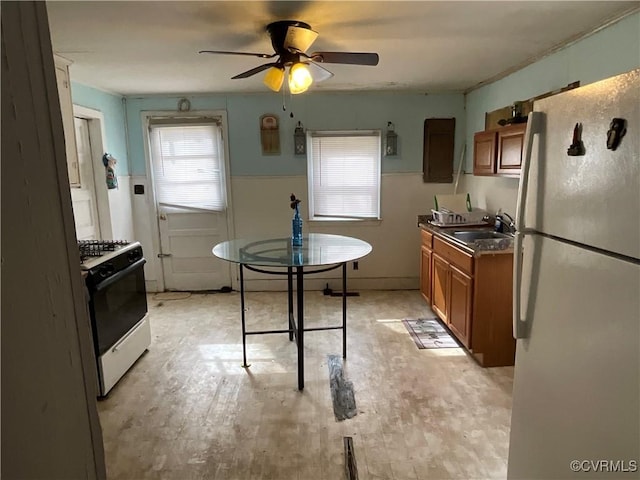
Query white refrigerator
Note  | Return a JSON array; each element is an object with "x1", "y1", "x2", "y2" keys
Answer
[{"x1": 508, "y1": 69, "x2": 640, "y2": 479}]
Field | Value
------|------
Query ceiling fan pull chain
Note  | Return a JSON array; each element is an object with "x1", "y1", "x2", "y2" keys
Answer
[{"x1": 282, "y1": 84, "x2": 287, "y2": 112}]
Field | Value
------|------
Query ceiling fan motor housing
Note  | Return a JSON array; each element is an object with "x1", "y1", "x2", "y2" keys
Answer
[{"x1": 267, "y1": 20, "x2": 314, "y2": 56}]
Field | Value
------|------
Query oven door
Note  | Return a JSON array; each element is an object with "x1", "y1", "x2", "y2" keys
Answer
[{"x1": 89, "y1": 258, "x2": 148, "y2": 355}]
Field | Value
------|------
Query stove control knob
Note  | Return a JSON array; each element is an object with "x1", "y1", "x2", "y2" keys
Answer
[
  {"x1": 98, "y1": 264, "x2": 115, "y2": 278},
  {"x1": 128, "y1": 249, "x2": 141, "y2": 263}
]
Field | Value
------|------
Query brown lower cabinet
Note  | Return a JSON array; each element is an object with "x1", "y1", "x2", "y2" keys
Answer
[
  {"x1": 420, "y1": 228, "x2": 515, "y2": 367},
  {"x1": 448, "y1": 264, "x2": 473, "y2": 348},
  {"x1": 419, "y1": 229, "x2": 433, "y2": 304}
]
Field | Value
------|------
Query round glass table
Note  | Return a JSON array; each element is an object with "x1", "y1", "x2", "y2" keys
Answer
[{"x1": 213, "y1": 233, "x2": 372, "y2": 390}]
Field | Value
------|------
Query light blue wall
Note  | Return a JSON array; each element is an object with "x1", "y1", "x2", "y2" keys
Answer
[
  {"x1": 70, "y1": 83, "x2": 129, "y2": 173},
  {"x1": 464, "y1": 11, "x2": 640, "y2": 171},
  {"x1": 71, "y1": 11, "x2": 639, "y2": 179},
  {"x1": 125, "y1": 92, "x2": 465, "y2": 176}
]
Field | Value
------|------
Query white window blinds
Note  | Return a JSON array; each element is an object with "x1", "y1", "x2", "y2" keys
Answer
[
  {"x1": 149, "y1": 123, "x2": 226, "y2": 211},
  {"x1": 307, "y1": 131, "x2": 381, "y2": 219}
]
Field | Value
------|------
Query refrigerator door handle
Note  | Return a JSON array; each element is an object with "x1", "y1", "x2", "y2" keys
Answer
[
  {"x1": 513, "y1": 112, "x2": 541, "y2": 340},
  {"x1": 515, "y1": 111, "x2": 542, "y2": 230},
  {"x1": 513, "y1": 231, "x2": 528, "y2": 339}
]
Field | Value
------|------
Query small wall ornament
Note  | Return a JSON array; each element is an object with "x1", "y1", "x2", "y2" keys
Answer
[
  {"x1": 294, "y1": 121, "x2": 306, "y2": 155},
  {"x1": 385, "y1": 121, "x2": 398, "y2": 156},
  {"x1": 102, "y1": 153, "x2": 118, "y2": 189},
  {"x1": 260, "y1": 114, "x2": 281, "y2": 155}
]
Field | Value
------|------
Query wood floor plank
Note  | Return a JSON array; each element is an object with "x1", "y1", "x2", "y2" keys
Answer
[{"x1": 97, "y1": 290, "x2": 513, "y2": 479}]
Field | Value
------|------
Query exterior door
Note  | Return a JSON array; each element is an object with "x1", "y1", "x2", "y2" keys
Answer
[
  {"x1": 158, "y1": 206, "x2": 230, "y2": 290},
  {"x1": 71, "y1": 117, "x2": 101, "y2": 240},
  {"x1": 149, "y1": 120, "x2": 231, "y2": 291}
]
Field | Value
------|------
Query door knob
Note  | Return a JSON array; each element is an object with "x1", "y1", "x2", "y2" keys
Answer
[{"x1": 159, "y1": 214, "x2": 167, "y2": 220}]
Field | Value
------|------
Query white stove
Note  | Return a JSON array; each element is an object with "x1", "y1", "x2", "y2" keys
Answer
[
  {"x1": 79, "y1": 239, "x2": 135, "y2": 269},
  {"x1": 79, "y1": 239, "x2": 150, "y2": 396}
]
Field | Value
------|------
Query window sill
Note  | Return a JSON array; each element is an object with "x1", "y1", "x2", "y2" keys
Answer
[{"x1": 307, "y1": 218, "x2": 382, "y2": 227}]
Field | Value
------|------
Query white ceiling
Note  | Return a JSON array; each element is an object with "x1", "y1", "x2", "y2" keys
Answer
[{"x1": 46, "y1": 1, "x2": 638, "y2": 96}]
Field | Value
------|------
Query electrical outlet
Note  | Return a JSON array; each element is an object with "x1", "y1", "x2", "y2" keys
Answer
[{"x1": 353, "y1": 261, "x2": 359, "y2": 270}]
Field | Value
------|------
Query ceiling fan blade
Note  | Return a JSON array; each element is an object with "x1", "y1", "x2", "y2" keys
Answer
[
  {"x1": 232, "y1": 62, "x2": 279, "y2": 79},
  {"x1": 199, "y1": 50, "x2": 276, "y2": 59},
  {"x1": 309, "y1": 52, "x2": 379, "y2": 66},
  {"x1": 307, "y1": 62, "x2": 334, "y2": 83}
]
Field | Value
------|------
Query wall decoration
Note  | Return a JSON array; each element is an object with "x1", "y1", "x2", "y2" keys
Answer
[
  {"x1": 102, "y1": 153, "x2": 118, "y2": 189},
  {"x1": 294, "y1": 121, "x2": 306, "y2": 155},
  {"x1": 177, "y1": 98, "x2": 191, "y2": 112},
  {"x1": 385, "y1": 121, "x2": 398, "y2": 156},
  {"x1": 260, "y1": 114, "x2": 280, "y2": 155}
]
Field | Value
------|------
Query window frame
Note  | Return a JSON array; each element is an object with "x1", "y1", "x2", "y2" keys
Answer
[{"x1": 306, "y1": 129, "x2": 382, "y2": 222}]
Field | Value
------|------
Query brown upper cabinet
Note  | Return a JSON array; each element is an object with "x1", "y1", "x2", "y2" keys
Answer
[{"x1": 473, "y1": 123, "x2": 527, "y2": 177}]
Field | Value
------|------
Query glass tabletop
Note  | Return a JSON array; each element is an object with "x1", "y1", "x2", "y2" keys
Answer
[{"x1": 213, "y1": 233, "x2": 372, "y2": 267}]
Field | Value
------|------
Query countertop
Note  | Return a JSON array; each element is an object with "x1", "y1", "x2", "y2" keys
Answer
[{"x1": 417, "y1": 215, "x2": 514, "y2": 256}]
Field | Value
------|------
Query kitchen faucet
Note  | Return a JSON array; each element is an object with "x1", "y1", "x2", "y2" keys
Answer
[{"x1": 495, "y1": 211, "x2": 516, "y2": 234}]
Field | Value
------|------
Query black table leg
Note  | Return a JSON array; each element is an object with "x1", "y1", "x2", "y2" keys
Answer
[
  {"x1": 342, "y1": 262, "x2": 347, "y2": 359},
  {"x1": 240, "y1": 263, "x2": 249, "y2": 368},
  {"x1": 296, "y1": 265, "x2": 304, "y2": 390},
  {"x1": 287, "y1": 266, "x2": 294, "y2": 341}
]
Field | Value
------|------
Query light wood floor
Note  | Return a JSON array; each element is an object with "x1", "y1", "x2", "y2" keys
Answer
[{"x1": 97, "y1": 290, "x2": 513, "y2": 479}]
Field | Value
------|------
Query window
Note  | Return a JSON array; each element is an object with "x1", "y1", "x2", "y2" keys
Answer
[
  {"x1": 149, "y1": 120, "x2": 226, "y2": 211},
  {"x1": 307, "y1": 130, "x2": 381, "y2": 220}
]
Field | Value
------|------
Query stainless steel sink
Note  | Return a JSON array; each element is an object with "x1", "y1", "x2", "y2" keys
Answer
[
  {"x1": 437, "y1": 229, "x2": 514, "y2": 251},
  {"x1": 450, "y1": 230, "x2": 512, "y2": 242}
]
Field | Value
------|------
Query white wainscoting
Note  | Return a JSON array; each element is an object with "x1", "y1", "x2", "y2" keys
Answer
[
  {"x1": 230, "y1": 173, "x2": 461, "y2": 291},
  {"x1": 134, "y1": 172, "x2": 468, "y2": 292},
  {"x1": 108, "y1": 175, "x2": 135, "y2": 241},
  {"x1": 130, "y1": 175, "x2": 161, "y2": 292}
]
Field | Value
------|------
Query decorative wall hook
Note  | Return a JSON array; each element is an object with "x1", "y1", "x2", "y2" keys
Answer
[
  {"x1": 567, "y1": 123, "x2": 585, "y2": 156},
  {"x1": 606, "y1": 118, "x2": 626, "y2": 151}
]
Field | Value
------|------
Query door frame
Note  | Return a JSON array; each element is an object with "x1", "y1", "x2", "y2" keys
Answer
[
  {"x1": 72, "y1": 105, "x2": 113, "y2": 239},
  {"x1": 141, "y1": 109, "x2": 235, "y2": 292}
]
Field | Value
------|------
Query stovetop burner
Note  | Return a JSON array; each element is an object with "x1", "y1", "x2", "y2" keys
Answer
[{"x1": 78, "y1": 239, "x2": 130, "y2": 262}]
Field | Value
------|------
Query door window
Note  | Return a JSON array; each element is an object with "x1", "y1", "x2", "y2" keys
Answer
[{"x1": 149, "y1": 122, "x2": 226, "y2": 211}]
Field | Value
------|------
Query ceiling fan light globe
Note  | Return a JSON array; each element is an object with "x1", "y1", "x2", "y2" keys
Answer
[
  {"x1": 263, "y1": 67, "x2": 285, "y2": 92},
  {"x1": 289, "y1": 63, "x2": 313, "y2": 94}
]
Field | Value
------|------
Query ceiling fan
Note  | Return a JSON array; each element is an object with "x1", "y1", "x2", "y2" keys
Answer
[{"x1": 199, "y1": 20, "x2": 379, "y2": 94}]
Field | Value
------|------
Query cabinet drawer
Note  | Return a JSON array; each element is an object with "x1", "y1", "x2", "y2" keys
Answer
[
  {"x1": 421, "y1": 229, "x2": 433, "y2": 248},
  {"x1": 433, "y1": 237, "x2": 473, "y2": 275}
]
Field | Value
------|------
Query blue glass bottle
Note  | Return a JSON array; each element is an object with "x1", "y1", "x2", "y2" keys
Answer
[{"x1": 292, "y1": 204, "x2": 303, "y2": 246}]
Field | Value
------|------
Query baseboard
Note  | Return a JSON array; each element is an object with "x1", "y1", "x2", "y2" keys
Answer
[{"x1": 145, "y1": 280, "x2": 159, "y2": 293}]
